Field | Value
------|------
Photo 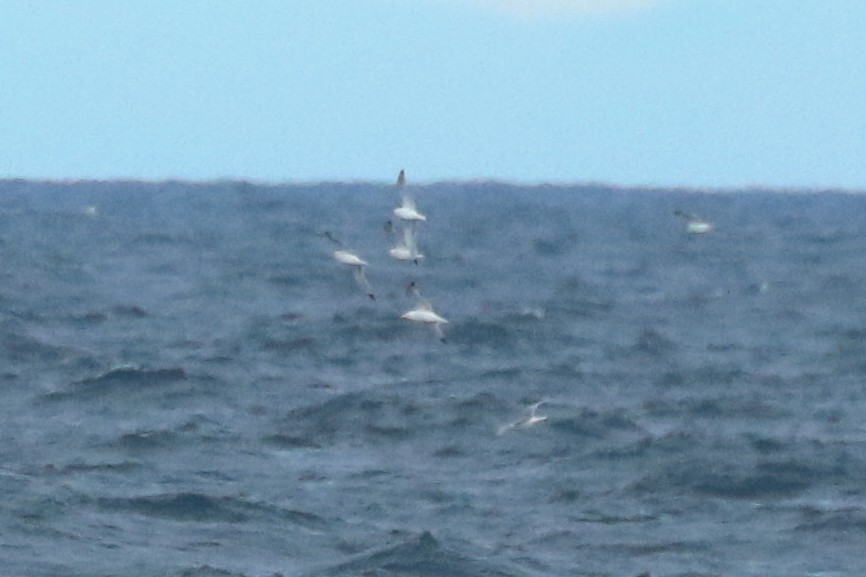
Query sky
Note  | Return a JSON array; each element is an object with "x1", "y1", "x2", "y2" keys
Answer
[{"x1": 2, "y1": 0, "x2": 866, "y2": 189}]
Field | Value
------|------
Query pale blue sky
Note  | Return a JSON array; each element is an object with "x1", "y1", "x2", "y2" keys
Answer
[{"x1": 2, "y1": 0, "x2": 865, "y2": 188}]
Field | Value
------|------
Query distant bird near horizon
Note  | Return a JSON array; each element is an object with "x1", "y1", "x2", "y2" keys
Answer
[
  {"x1": 323, "y1": 231, "x2": 375, "y2": 300},
  {"x1": 673, "y1": 210, "x2": 714, "y2": 235},
  {"x1": 393, "y1": 169, "x2": 427, "y2": 223}
]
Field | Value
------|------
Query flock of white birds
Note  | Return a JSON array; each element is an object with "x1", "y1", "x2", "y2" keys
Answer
[
  {"x1": 326, "y1": 174, "x2": 715, "y2": 430},
  {"x1": 328, "y1": 170, "x2": 450, "y2": 342}
]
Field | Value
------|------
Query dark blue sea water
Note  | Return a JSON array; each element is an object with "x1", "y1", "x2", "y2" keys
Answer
[{"x1": 2, "y1": 179, "x2": 866, "y2": 576}]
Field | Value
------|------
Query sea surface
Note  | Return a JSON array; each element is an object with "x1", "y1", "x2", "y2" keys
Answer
[{"x1": 2, "y1": 179, "x2": 866, "y2": 577}]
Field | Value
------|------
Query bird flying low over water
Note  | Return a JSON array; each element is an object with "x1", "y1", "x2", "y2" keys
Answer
[
  {"x1": 386, "y1": 219, "x2": 424, "y2": 264},
  {"x1": 497, "y1": 400, "x2": 549, "y2": 435},
  {"x1": 401, "y1": 281, "x2": 448, "y2": 342},
  {"x1": 324, "y1": 231, "x2": 375, "y2": 300},
  {"x1": 401, "y1": 307, "x2": 449, "y2": 341},
  {"x1": 673, "y1": 210, "x2": 714, "y2": 235}
]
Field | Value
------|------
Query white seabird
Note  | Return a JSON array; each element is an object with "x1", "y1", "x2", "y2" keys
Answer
[
  {"x1": 324, "y1": 231, "x2": 375, "y2": 300},
  {"x1": 401, "y1": 282, "x2": 448, "y2": 341},
  {"x1": 401, "y1": 307, "x2": 449, "y2": 341},
  {"x1": 387, "y1": 219, "x2": 424, "y2": 264},
  {"x1": 393, "y1": 170, "x2": 426, "y2": 223},
  {"x1": 673, "y1": 210, "x2": 714, "y2": 235},
  {"x1": 497, "y1": 400, "x2": 549, "y2": 435}
]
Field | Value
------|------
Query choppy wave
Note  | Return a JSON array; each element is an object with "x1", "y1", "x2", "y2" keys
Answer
[
  {"x1": 44, "y1": 366, "x2": 188, "y2": 400},
  {"x1": 794, "y1": 506, "x2": 866, "y2": 534},
  {"x1": 312, "y1": 531, "x2": 527, "y2": 577}
]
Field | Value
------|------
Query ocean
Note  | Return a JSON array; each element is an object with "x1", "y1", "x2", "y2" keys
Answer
[{"x1": 1, "y1": 179, "x2": 865, "y2": 577}]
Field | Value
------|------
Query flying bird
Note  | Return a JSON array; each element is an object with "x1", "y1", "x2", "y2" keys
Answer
[
  {"x1": 393, "y1": 170, "x2": 426, "y2": 223},
  {"x1": 673, "y1": 210, "x2": 714, "y2": 235},
  {"x1": 497, "y1": 400, "x2": 549, "y2": 435},
  {"x1": 323, "y1": 231, "x2": 375, "y2": 300},
  {"x1": 386, "y1": 219, "x2": 424, "y2": 264},
  {"x1": 401, "y1": 281, "x2": 448, "y2": 342}
]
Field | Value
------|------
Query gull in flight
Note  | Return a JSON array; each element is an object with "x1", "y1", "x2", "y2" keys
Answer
[
  {"x1": 388, "y1": 170, "x2": 426, "y2": 263},
  {"x1": 401, "y1": 281, "x2": 448, "y2": 342},
  {"x1": 323, "y1": 231, "x2": 375, "y2": 300},
  {"x1": 393, "y1": 170, "x2": 426, "y2": 223},
  {"x1": 386, "y1": 219, "x2": 424, "y2": 264},
  {"x1": 497, "y1": 400, "x2": 549, "y2": 435},
  {"x1": 673, "y1": 210, "x2": 714, "y2": 235}
]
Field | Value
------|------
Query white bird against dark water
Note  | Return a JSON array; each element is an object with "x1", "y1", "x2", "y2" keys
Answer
[
  {"x1": 393, "y1": 170, "x2": 426, "y2": 223},
  {"x1": 673, "y1": 210, "x2": 714, "y2": 235},
  {"x1": 401, "y1": 281, "x2": 449, "y2": 342},
  {"x1": 386, "y1": 219, "x2": 424, "y2": 264},
  {"x1": 323, "y1": 231, "x2": 375, "y2": 300},
  {"x1": 497, "y1": 400, "x2": 549, "y2": 435}
]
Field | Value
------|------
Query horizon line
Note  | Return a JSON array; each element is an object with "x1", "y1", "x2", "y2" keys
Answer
[{"x1": 0, "y1": 176, "x2": 863, "y2": 195}]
